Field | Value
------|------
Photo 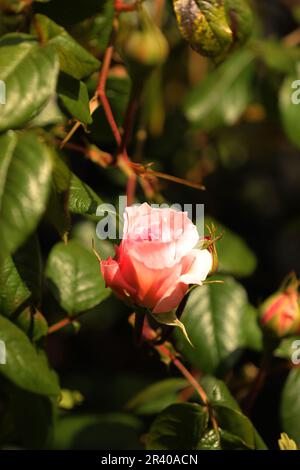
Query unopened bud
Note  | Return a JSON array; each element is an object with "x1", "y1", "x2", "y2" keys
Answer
[
  {"x1": 119, "y1": 4, "x2": 169, "y2": 86},
  {"x1": 259, "y1": 277, "x2": 300, "y2": 338}
]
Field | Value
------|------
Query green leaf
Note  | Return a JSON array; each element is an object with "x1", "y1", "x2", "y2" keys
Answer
[
  {"x1": 46, "y1": 151, "x2": 106, "y2": 237},
  {"x1": 255, "y1": 40, "x2": 300, "y2": 74},
  {"x1": 279, "y1": 73, "x2": 300, "y2": 149},
  {"x1": 0, "y1": 131, "x2": 52, "y2": 257},
  {"x1": 45, "y1": 240, "x2": 110, "y2": 315},
  {"x1": 204, "y1": 216, "x2": 257, "y2": 277},
  {"x1": 0, "y1": 235, "x2": 47, "y2": 340},
  {"x1": 146, "y1": 403, "x2": 209, "y2": 450},
  {"x1": 242, "y1": 304, "x2": 263, "y2": 352},
  {"x1": 173, "y1": 0, "x2": 253, "y2": 59},
  {"x1": 200, "y1": 377, "x2": 267, "y2": 449},
  {"x1": 0, "y1": 234, "x2": 42, "y2": 316},
  {"x1": 15, "y1": 307, "x2": 48, "y2": 342},
  {"x1": 174, "y1": 275, "x2": 250, "y2": 374},
  {"x1": 70, "y1": 0, "x2": 114, "y2": 53},
  {"x1": 53, "y1": 413, "x2": 143, "y2": 450},
  {"x1": 32, "y1": 14, "x2": 100, "y2": 79},
  {"x1": 0, "y1": 34, "x2": 59, "y2": 132},
  {"x1": 126, "y1": 378, "x2": 188, "y2": 415},
  {"x1": 214, "y1": 405, "x2": 255, "y2": 449},
  {"x1": 275, "y1": 335, "x2": 300, "y2": 359},
  {"x1": 200, "y1": 375, "x2": 240, "y2": 411},
  {"x1": 0, "y1": 315, "x2": 59, "y2": 396},
  {"x1": 58, "y1": 73, "x2": 92, "y2": 125},
  {"x1": 184, "y1": 49, "x2": 255, "y2": 130},
  {"x1": 50, "y1": 152, "x2": 103, "y2": 217},
  {"x1": 0, "y1": 254, "x2": 31, "y2": 318},
  {"x1": 281, "y1": 368, "x2": 300, "y2": 447},
  {"x1": 68, "y1": 172, "x2": 103, "y2": 217}
]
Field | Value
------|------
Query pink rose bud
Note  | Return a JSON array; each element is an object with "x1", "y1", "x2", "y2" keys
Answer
[
  {"x1": 100, "y1": 203, "x2": 212, "y2": 314},
  {"x1": 259, "y1": 280, "x2": 300, "y2": 338}
]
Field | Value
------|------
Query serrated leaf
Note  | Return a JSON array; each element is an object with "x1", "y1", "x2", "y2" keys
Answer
[
  {"x1": 0, "y1": 315, "x2": 59, "y2": 396},
  {"x1": 46, "y1": 151, "x2": 105, "y2": 236},
  {"x1": 58, "y1": 73, "x2": 92, "y2": 124},
  {"x1": 214, "y1": 405, "x2": 255, "y2": 449},
  {"x1": 0, "y1": 34, "x2": 59, "y2": 132},
  {"x1": 146, "y1": 403, "x2": 209, "y2": 450},
  {"x1": 184, "y1": 49, "x2": 255, "y2": 129},
  {"x1": 0, "y1": 235, "x2": 47, "y2": 340},
  {"x1": 174, "y1": 275, "x2": 250, "y2": 374},
  {"x1": 32, "y1": 14, "x2": 100, "y2": 79},
  {"x1": 0, "y1": 131, "x2": 52, "y2": 257},
  {"x1": 173, "y1": 0, "x2": 232, "y2": 58},
  {"x1": 68, "y1": 172, "x2": 103, "y2": 217},
  {"x1": 45, "y1": 240, "x2": 110, "y2": 315}
]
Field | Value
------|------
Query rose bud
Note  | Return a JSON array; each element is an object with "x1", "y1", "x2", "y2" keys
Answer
[
  {"x1": 119, "y1": 4, "x2": 169, "y2": 88},
  {"x1": 100, "y1": 203, "x2": 212, "y2": 314},
  {"x1": 259, "y1": 279, "x2": 300, "y2": 338}
]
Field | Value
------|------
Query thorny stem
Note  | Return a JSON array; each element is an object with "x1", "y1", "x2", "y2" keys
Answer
[
  {"x1": 48, "y1": 317, "x2": 73, "y2": 335},
  {"x1": 142, "y1": 321, "x2": 219, "y2": 437},
  {"x1": 160, "y1": 344, "x2": 219, "y2": 435},
  {"x1": 96, "y1": 22, "x2": 122, "y2": 148},
  {"x1": 59, "y1": 0, "x2": 204, "y2": 206}
]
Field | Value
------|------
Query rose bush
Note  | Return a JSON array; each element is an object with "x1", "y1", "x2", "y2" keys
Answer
[{"x1": 101, "y1": 203, "x2": 212, "y2": 313}]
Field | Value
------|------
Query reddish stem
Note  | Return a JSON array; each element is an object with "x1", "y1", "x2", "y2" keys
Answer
[
  {"x1": 48, "y1": 318, "x2": 72, "y2": 335},
  {"x1": 96, "y1": 32, "x2": 122, "y2": 148}
]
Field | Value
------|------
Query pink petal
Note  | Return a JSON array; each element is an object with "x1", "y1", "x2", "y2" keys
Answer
[{"x1": 180, "y1": 249, "x2": 212, "y2": 285}]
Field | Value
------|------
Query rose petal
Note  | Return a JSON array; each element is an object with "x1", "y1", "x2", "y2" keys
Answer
[
  {"x1": 152, "y1": 282, "x2": 188, "y2": 314},
  {"x1": 100, "y1": 257, "x2": 136, "y2": 300},
  {"x1": 180, "y1": 249, "x2": 212, "y2": 285}
]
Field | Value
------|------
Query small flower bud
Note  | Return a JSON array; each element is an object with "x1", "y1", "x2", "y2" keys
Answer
[
  {"x1": 259, "y1": 278, "x2": 300, "y2": 338},
  {"x1": 119, "y1": 4, "x2": 169, "y2": 86}
]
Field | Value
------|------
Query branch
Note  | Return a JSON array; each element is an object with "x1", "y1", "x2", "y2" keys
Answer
[{"x1": 142, "y1": 320, "x2": 219, "y2": 436}]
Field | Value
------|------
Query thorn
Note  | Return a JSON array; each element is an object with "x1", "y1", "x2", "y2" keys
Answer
[{"x1": 92, "y1": 239, "x2": 102, "y2": 263}]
